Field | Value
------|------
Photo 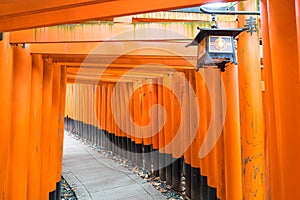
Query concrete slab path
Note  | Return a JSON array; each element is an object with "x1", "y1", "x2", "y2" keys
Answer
[{"x1": 62, "y1": 132, "x2": 167, "y2": 200}]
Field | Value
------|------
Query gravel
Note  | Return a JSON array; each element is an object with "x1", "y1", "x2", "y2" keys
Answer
[{"x1": 61, "y1": 176, "x2": 77, "y2": 200}]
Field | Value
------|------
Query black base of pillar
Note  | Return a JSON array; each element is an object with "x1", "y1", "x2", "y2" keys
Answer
[
  {"x1": 74, "y1": 119, "x2": 79, "y2": 135},
  {"x1": 159, "y1": 153, "x2": 166, "y2": 181},
  {"x1": 131, "y1": 141, "x2": 137, "y2": 165},
  {"x1": 172, "y1": 158, "x2": 182, "y2": 191},
  {"x1": 96, "y1": 128, "x2": 101, "y2": 146},
  {"x1": 103, "y1": 130, "x2": 109, "y2": 149},
  {"x1": 107, "y1": 133, "x2": 113, "y2": 151},
  {"x1": 120, "y1": 137, "x2": 127, "y2": 158},
  {"x1": 184, "y1": 163, "x2": 191, "y2": 198},
  {"x1": 111, "y1": 134, "x2": 116, "y2": 153},
  {"x1": 64, "y1": 117, "x2": 69, "y2": 131},
  {"x1": 99, "y1": 130, "x2": 104, "y2": 147},
  {"x1": 165, "y1": 154, "x2": 173, "y2": 186},
  {"x1": 49, "y1": 190, "x2": 56, "y2": 200},
  {"x1": 143, "y1": 144, "x2": 152, "y2": 171},
  {"x1": 151, "y1": 145, "x2": 159, "y2": 177},
  {"x1": 115, "y1": 135, "x2": 120, "y2": 155},
  {"x1": 92, "y1": 126, "x2": 98, "y2": 145},
  {"x1": 191, "y1": 167, "x2": 201, "y2": 200},
  {"x1": 208, "y1": 186, "x2": 217, "y2": 200},
  {"x1": 125, "y1": 138, "x2": 131, "y2": 159},
  {"x1": 200, "y1": 175, "x2": 209, "y2": 200},
  {"x1": 56, "y1": 181, "x2": 61, "y2": 200},
  {"x1": 82, "y1": 122, "x2": 87, "y2": 140},
  {"x1": 136, "y1": 144, "x2": 143, "y2": 167}
]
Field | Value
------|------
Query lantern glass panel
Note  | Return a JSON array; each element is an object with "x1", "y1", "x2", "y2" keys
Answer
[{"x1": 208, "y1": 36, "x2": 233, "y2": 53}]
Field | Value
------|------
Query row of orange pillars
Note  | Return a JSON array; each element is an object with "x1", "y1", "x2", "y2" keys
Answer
[
  {"x1": 64, "y1": 1, "x2": 299, "y2": 200},
  {"x1": 65, "y1": 66, "x2": 241, "y2": 200},
  {"x1": 0, "y1": 0, "x2": 300, "y2": 200},
  {"x1": 0, "y1": 41, "x2": 67, "y2": 199}
]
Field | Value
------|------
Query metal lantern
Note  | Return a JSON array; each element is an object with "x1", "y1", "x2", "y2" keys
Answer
[{"x1": 188, "y1": 27, "x2": 246, "y2": 72}]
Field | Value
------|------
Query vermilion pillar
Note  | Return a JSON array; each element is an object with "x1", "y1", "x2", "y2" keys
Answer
[
  {"x1": 57, "y1": 65, "x2": 67, "y2": 199},
  {"x1": 40, "y1": 58, "x2": 53, "y2": 199},
  {"x1": 0, "y1": 33, "x2": 12, "y2": 200},
  {"x1": 297, "y1": 0, "x2": 300, "y2": 72},
  {"x1": 27, "y1": 54, "x2": 43, "y2": 199},
  {"x1": 7, "y1": 45, "x2": 32, "y2": 200},
  {"x1": 222, "y1": 65, "x2": 242, "y2": 200},
  {"x1": 49, "y1": 63, "x2": 61, "y2": 199},
  {"x1": 267, "y1": 0, "x2": 300, "y2": 198},
  {"x1": 261, "y1": 0, "x2": 281, "y2": 198},
  {"x1": 237, "y1": 0, "x2": 266, "y2": 199}
]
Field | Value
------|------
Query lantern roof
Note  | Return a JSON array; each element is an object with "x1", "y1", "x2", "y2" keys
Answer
[{"x1": 187, "y1": 28, "x2": 247, "y2": 46}]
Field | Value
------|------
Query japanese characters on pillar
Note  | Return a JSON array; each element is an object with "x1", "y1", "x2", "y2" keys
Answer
[{"x1": 237, "y1": 0, "x2": 266, "y2": 199}]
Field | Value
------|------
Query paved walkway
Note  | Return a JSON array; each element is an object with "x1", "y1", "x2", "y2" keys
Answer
[{"x1": 62, "y1": 132, "x2": 166, "y2": 200}]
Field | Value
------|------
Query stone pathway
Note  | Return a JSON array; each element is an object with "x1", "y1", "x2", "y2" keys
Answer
[{"x1": 62, "y1": 132, "x2": 167, "y2": 200}]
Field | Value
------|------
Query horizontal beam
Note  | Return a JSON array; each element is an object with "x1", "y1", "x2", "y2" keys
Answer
[
  {"x1": 64, "y1": 63, "x2": 194, "y2": 70},
  {"x1": 10, "y1": 22, "x2": 197, "y2": 43},
  {"x1": 67, "y1": 72, "x2": 162, "y2": 80},
  {"x1": 0, "y1": 0, "x2": 237, "y2": 32},
  {"x1": 51, "y1": 54, "x2": 196, "y2": 68},
  {"x1": 10, "y1": 21, "x2": 237, "y2": 43},
  {"x1": 29, "y1": 41, "x2": 197, "y2": 57},
  {"x1": 67, "y1": 67, "x2": 177, "y2": 77},
  {"x1": 0, "y1": 0, "x2": 113, "y2": 18},
  {"x1": 67, "y1": 75, "x2": 149, "y2": 84},
  {"x1": 29, "y1": 41, "x2": 197, "y2": 68},
  {"x1": 67, "y1": 70, "x2": 182, "y2": 84}
]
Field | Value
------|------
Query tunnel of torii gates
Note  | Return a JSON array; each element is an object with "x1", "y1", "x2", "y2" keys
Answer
[{"x1": 0, "y1": 0, "x2": 299, "y2": 199}]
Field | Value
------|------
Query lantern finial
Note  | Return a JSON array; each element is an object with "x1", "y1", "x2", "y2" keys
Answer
[{"x1": 210, "y1": 14, "x2": 218, "y2": 29}]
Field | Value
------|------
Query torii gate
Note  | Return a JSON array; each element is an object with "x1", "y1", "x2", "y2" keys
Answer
[{"x1": 0, "y1": 0, "x2": 299, "y2": 199}]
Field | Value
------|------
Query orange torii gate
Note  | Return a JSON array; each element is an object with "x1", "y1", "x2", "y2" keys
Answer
[{"x1": 0, "y1": 0, "x2": 300, "y2": 199}]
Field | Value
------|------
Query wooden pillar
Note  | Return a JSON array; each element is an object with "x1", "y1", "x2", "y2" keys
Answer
[
  {"x1": 119, "y1": 83, "x2": 127, "y2": 157},
  {"x1": 40, "y1": 58, "x2": 53, "y2": 199},
  {"x1": 213, "y1": 69, "x2": 225, "y2": 200},
  {"x1": 221, "y1": 65, "x2": 243, "y2": 200},
  {"x1": 266, "y1": 0, "x2": 300, "y2": 198},
  {"x1": 27, "y1": 54, "x2": 43, "y2": 199},
  {"x1": 0, "y1": 33, "x2": 13, "y2": 200},
  {"x1": 49, "y1": 62, "x2": 61, "y2": 199},
  {"x1": 150, "y1": 80, "x2": 160, "y2": 176},
  {"x1": 7, "y1": 45, "x2": 32, "y2": 200},
  {"x1": 170, "y1": 73, "x2": 183, "y2": 192},
  {"x1": 189, "y1": 69, "x2": 201, "y2": 200},
  {"x1": 158, "y1": 77, "x2": 166, "y2": 181},
  {"x1": 297, "y1": 0, "x2": 300, "y2": 73},
  {"x1": 95, "y1": 84, "x2": 101, "y2": 145},
  {"x1": 141, "y1": 81, "x2": 152, "y2": 171},
  {"x1": 56, "y1": 65, "x2": 67, "y2": 199},
  {"x1": 73, "y1": 84, "x2": 78, "y2": 135},
  {"x1": 197, "y1": 69, "x2": 209, "y2": 200},
  {"x1": 162, "y1": 75, "x2": 173, "y2": 185},
  {"x1": 128, "y1": 82, "x2": 135, "y2": 162},
  {"x1": 261, "y1": 0, "x2": 281, "y2": 198},
  {"x1": 100, "y1": 84, "x2": 107, "y2": 132},
  {"x1": 237, "y1": 0, "x2": 265, "y2": 198},
  {"x1": 198, "y1": 69, "x2": 208, "y2": 177},
  {"x1": 183, "y1": 70, "x2": 191, "y2": 197},
  {"x1": 203, "y1": 69, "x2": 217, "y2": 198}
]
